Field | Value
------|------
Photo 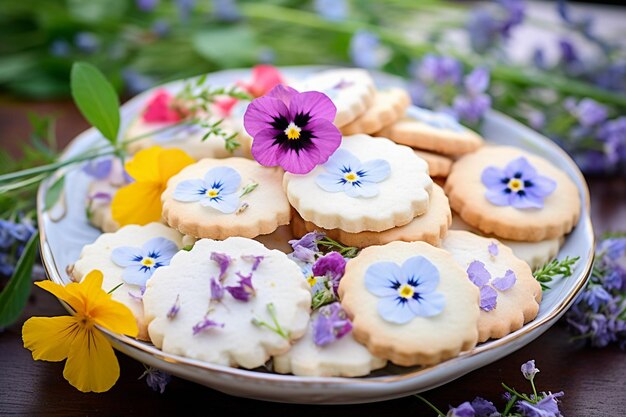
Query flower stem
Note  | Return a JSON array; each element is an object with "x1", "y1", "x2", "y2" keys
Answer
[
  {"x1": 502, "y1": 382, "x2": 535, "y2": 404},
  {"x1": 414, "y1": 394, "x2": 446, "y2": 417}
]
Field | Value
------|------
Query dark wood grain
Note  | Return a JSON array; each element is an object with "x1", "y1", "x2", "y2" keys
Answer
[{"x1": 1, "y1": 100, "x2": 625, "y2": 417}]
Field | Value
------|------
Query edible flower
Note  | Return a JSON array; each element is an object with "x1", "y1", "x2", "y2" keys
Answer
[
  {"x1": 210, "y1": 251, "x2": 233, "y2": 280},
  {"x1": 22, "y1": 270, "x2": 138, "y2": 393},
  {"x1": 172, "y1": 166, "x2": 241, "y2": 214},
  {"x1": 111, "y1": 146, "x2": 194, "y2": 226},
  {"x1": 312, "y1": 251, "x2": 347, "y2": 294},
  {"x1": 481, "y1": 157, "x2": 557, "y2": 209},
  {"x1": 111, "y1": 237, "x2": 179, "y2": 287},
  {"x1": 192, "y1": 315, "x2": 225, "y2": 335},
  {"x1": 365, "y1": 256, "x2": 446, "y2": 324},
  {"x1": 312, "y1": 302, "x2": 353, "y2": 346},
  {"x1": 241, "y1": 254, "x2": 264, "y2": 271},
  {"x1": 142, "y1": 89, "x2": 183, "y2": 123},
  {"x1": 288, "y1": 231, "x2": 325, "y2": 263},
  {"x1": 225, "y1": 272, "x2": 256, "y2": 301},
  {"x1": 467, "y1": 260, "x2": 516, "y2": 311},
  {"x1": 243, "y1": 84, "x2": 341, "y2": 174},
  {"x1": 315, "y1": 149, "x2": 391, "y2": 198}
]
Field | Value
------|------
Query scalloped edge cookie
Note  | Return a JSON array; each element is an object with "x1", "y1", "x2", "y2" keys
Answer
[{"x1": 340, "y1": 88, "x2": 411, "y2": 135}]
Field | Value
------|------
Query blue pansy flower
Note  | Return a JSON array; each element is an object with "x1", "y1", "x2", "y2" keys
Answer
[
  {"x1": 172, "y1": 166, "x2": 241, "y2": 213},
  {"x1": 315, "y1": 149, "x2": 390, "y2": 198},
  {"x1": 365, "y1": 256, "x2": 446, "y2": 324},
  {"x1": 111, "y1": 237, "x2": 179, "y2": 286}
]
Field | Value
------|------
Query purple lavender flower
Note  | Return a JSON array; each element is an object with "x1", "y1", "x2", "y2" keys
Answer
[
  {"x1": 314, "y1": 0, "x2": 347, "y2": 22},
  {"x1": 515, "y1": 391, "x2": 564, "y2": 417},
  {"x1": 453, "y1": 94, "x2": 492, "y2": 124},
  {"x1": 210, "y1": 252, "x2": 233, "y2": 280},
  {"x1": 598, "y1": 117, "x2": 626, "y2": 165},
  {"x1": 581, "y1": 285, "x2": 613, "y2": 313},
  {"x1": 349, "y1": 30, "x2": 389, "y2": 70},
  {"x1": 312, "y1": 302, "x2": 352, "y2": 346},
  {"x1": 288, "y1": 231, "x2": 324, "y2": 263},
  {"x1": 469, "y1": 397, "x2": 498, "y2": 417},
  {"x1": 140, "y1": 366, "x2": 171, "y2": 394},
  {"x1": 597, "y1": 237, "x2": 626, "y2": 260},
  {"x1": 241, "y1": 254, "x2": 264, "y2": 271},
  {"x1": 136, "y1": 0, "x2": 158, "y2": 12},
  {"x1": 446, "y1": 401, "x2": 475, "y2": 417},
  {"x1": 571, "y1": 98, "x2": 608, "y2": 128},
  {"x1": 465, "y1": 67, "x2": 490, "y2": 96},
  {"x1": 466, "y1": 0, "x2": 525, "y2": 53},
  {"x1": 167, "y1": 295, "x2": 181, "y2": 319},
  {"x1": 225, "y1": 272, "x2": 255, "y2": 301},
  {"x1": 192, "y1": 316, "x2": 225, "y2": 335},
  {"x1": 481, "y1": 157, "x2": 557, "y2": 209},
  {"x1": 210, "y1": 278, "x2": 224, "y2": 301},
  {"x1": 82, "y1": 157, "x2": 113, "y2": 179},
  {"x1": 312, "y1": 251, "x2": 347, "y2": 294},
  {"x1": 417, "y1": 55, "x2": 463, "y2": 85},
  {"x1": 521, "y1": 359, "x2": 540, "y2": 380}
]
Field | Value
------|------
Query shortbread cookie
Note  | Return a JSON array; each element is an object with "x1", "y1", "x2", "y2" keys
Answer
[
  {"x1": 143, "y1": 237, "x2": 311, "y2": 369},
  {"x1": 283, "y1": 134, "x2": 432, "y2": 233},
  {"x1": 162, "y1": 157, "x2": 291, "y2": 239},
  {"x1": 340, "y1": 88, "x2": 411, "y2": 135},
  {"x1": 376, "y1": 107, "x2": 483, "y2": 156},
  {"x1": 413, "y1": 149, "x2": 453, "y2": 178},
  {"x1": 442, "y1": 230, "x2": 542, "y2": 342},
  {"x1": 338, "y1": 241, "x2": 479, "y2": 366},
  {"x1": 291, "y1": 184, "x2": 451, "y2": 248},
  {"x1": 273, "y1": 304, "x2": 387, "y2": 377},
  {"x1": 445, "y1": 146, "x2": 581, "y2": 241},
  {"x1": 69, "y1": 223, "x2": 184, "y2": 341},
  {"x1": 296, "y1": 69, "x2": 376, "y2": 127},
  {"x1": 450, "y1": 212, "x2": 562, "y2": 270}
]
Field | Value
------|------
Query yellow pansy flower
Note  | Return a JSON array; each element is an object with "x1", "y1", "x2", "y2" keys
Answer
[
  {"x1": 111, "y1": 146, "x2": 194, "y2": 226},
  {"x1": 22, "y1": 270, "x2": 138, "y2": 393}
]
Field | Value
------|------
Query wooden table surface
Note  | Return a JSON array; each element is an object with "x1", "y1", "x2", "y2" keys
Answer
[{"x1": 1, "y1": 100, "x2": 625, "y2": 417}]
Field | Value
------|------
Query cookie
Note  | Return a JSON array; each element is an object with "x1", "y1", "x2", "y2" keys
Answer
[
  {"x1": 86, "y1": 179, "x2": 120, "y2": 233},
  {"x1": 413, "y1": 149, "x2": 453, "y2": 178},
  {"x1": 142, "y1": 237, "x2": 311, "y2": 369},
  {"x1": 283, "y1": 134, "x2": 432, "y2": 233},
  {"x1": 376, "y1": 107, "x2": 483, "y2": 156},
  {"x1": 291, "y1": 183, "x2": 451, "y2": 248},
  {"x1": 340, "y1": 88, "x2": 411, "y2": 135},
  {"x1": 295, "y1": 69, "x2": 376, "y2": 127},
  {"x1": 441, "y1": 230, "x2": 542, "y2": 342},
  {"x1": 161, "y1": 157, "x2": 291, "y2": 239},
  {"x1": 273, "y1": 303, "x2": 387, "y2": 377},
  {"x1": 338, "y1": 241, "x2": 479, "y2": 367},
  {"x1": 68, "y1": 223, "x2": 185, "y2": 341},
  {"x1": 450, "y1": 212, "x2": 562, "y2": 270},
  {"x1": 445, "y1": 146, "x2": 581, "y2": 241}
]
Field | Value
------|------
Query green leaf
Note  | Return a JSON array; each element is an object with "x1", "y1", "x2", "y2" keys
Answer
[
  {"x1": 44, "y1": 175, "x2": 65, "y2": 211},
  {"x1": 70, "y1": 62, "x2": 120, "y2": 145},
  {"x1": 193, "y1": 26, "x2": 258, "y2": 68},
  {"x1": 0, "y1": 231, "x2": 39, "y2": 327}
]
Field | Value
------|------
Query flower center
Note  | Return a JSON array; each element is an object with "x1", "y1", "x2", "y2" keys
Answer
[
  {"x1": 398, "y1": 284, "x2": 415, "y2": 299},
  {"x1": 307, "y1": 276, "x2": 317, "y2": 287},
  {"x1": 207, "y1": 188, "x2": 220, "y2": 198},
  {"x1": 284, "y1": 122, "x2": 302, "y2": 140},
  {"x1": 344, "y1": 172, "x2": 358, "y2": 182},
  {"x1": 141, "y1": 257, "x2": 156, "y2": 267},
  {"x1": 508, "y1": 178, "x2": 524, "y2": 192}
]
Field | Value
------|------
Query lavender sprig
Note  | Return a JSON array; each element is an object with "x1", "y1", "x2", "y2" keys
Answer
[{"x1": 533, "y1": 256, "x2": 580, "y2": 290}]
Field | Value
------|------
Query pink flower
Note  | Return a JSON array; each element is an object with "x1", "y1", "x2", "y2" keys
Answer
[
  {"x1": 142, "y1": 90, "x2": 183, "y2": 123},
  {"x1": 244, "y1": 84, "x2": 341, "y2": 174}
]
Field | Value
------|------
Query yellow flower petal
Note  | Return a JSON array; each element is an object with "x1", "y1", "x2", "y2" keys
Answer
[
  {"x1": 35, "y1": 280, "x2": 83, "y2": 313},
  {"x1": 124, "y1": 146, "x2": 163, "y2": 182},
  {"x1": 111, "y1": 181, "x2": 163, "y2": 226},
  {"x1": 22, "y1": 316, "x2": 79, "y2": 362},
  {"x1": 66, "y1": 270, "x2": 106, "y2": 310},
  {"x1": 63, "y1": 328, "x2": 120, "y2": 393},
  {"x1": 157, "y1": 148, "x2": 195, "y2": 184}
]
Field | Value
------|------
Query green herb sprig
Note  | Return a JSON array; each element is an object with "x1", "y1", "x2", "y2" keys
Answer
[{"x1": 533, "y1": 256, "x2": 580, "y2": 290}]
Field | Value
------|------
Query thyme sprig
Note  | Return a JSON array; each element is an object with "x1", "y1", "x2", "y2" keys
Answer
[{"x1": 533, "y1": 256, "x2": 580, "y2": 290}]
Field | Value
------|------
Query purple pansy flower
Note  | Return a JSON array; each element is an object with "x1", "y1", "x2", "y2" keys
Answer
[
  {"x1": 365, "y1": 256, "x2": 446, "y2": 324},
  {"x1": 516, "y1": 391, "x2": 564, "y2": 417},
  {"x1": 192, "y1": 316, "x2": 225, "y2": 335},
  {"x1": 225, "y1": 272, "x2": 255, "y2": 301},
  {"x1": 173, "y1": 166, "x2": 241, "y2": 214},
  {"x1": 312, "y1": 302, "x2": 353, "y2": 346},
  {"x1": 241, "y1": 254, "x2": 264, "y2": 271},
  {"x1": 167, "y1": 295, "x2": 181, "y2": 319},
  {"x1": 82, "y1": 157, "x2": 113, "y2": 179},
  {"x1": 521, "y1": 359, "x2": 540, "y2": 380},
  {"x1": 111, "y1": 237, "x2": 179, "y2": 287},
  {"x1": 288, "y1": 231, "x2": 324, "y2": 263},
  {"x1": 315, "y1": 149, "x2": 391, "y2": 198},
  {"x1": 210, "y1": 251, "x2": 232, "y2": 280},
  {"x1": 467, "y1": 260, "x2": 516, "y2": 311},
  {"x1": 312, "y1": 251, "x2": 347, "y2": 294},
  {"x1": 481, "y1": 157, "x2": 557, "y2": 209},
  {"x1": 243, "y1": 84, "x2": 341, "y2": 174}
]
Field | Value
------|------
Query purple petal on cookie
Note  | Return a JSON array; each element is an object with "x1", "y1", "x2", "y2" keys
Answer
[
  {"x1": 210, "y1": 277, "x2": 224, "y2": 301},
  {"x1": 312, "y1": 302, "x2": 353, "y2": 346},
  {"x1": 225, "y1": 272, "x2": 255, "y2": 301},
  {"x1": 82, "y1": 157, "x2": 113, "y2": 179},
  {"x1": 192, "y1": 316, "x2": 225, "y2": 335},
  {"x1": 492, "y1": 269, "x2": 517, "y2": 291},
  {"x1": 167, "y1": 294, "x2": 181, "y2": 319},
  {"x1": 210, "y1": 252, "x2": 232, "y2": 280},
  {"x1": 488, "y1": 242, "x2": 499, "y2": 257},
  {"x1": 479, "y1": 285, "x2": 498, "y2": 311},
  {"x1": 241, "y1": 254, "x2": 264, "y2": 271},
  {"x1": 467, "y1": 260, "x2": 491, "y2": 287}
]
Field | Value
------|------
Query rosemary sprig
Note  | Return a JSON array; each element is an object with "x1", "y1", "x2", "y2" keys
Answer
[
  {"x1": 316, "y1": 236, "x2": 359, "y2": 258},
  {"x1": 533, "y1": 256, "x2": 580, "y2": 290}
]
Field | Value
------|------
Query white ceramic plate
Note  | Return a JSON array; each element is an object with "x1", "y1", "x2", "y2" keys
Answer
[{"x1": 37, "y1": 66, "x2": 594, "y2": 405}]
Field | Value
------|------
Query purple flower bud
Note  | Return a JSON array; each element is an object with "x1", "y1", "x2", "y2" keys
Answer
[
  {"x1": 312, "y1": 302, "x2": 352, "y2": 346},
  {"x1": 312, "y1": 251, "x2": 347, "y2": 294},
  {"x1": 521, "y1": 359, "x2": 540, "y2": 380},
  {"x1": 192, "y1": 316, "x2": 224, "y2": 335},
  {"x1": 140, "y1": 367, "x2": 171, "y2": 394},
  {"x1": 210, "y1": 252, "x2": 232, "y2": 280},
  {"x1": 241, "y1": 254, "x2": 264, "y2": 271},
  {"x1": 167, "y1": 295, "x2": 181, "y2": 319},
  {"x1": 225, "y1": 272, "x2": 255, "y2": 301},
  {"x1": 210, "y1": 278, "x2": 224, "y2": 301},
  {"x1": 558, "y1": 38, "x2": 579, "y2": 64}
]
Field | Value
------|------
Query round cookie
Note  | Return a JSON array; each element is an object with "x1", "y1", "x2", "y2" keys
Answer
[
  {"x1": 283, "y1": 134, "x2": 432, "y2": 233},
  {"x1": 273, "y1": 308, "x2": 387, "y2": 377},
  {"x1": 295, "y1": 69, "x2": 376, "y2": 127},
  {"x1": 142, "y1": 237, "x2": 311, "y2": 369},
  {"x1": 450, "y1": 212, "x2": 562, "y2": 270},
  {"x1": 441, "y1": 230, "x2": 542, "y2": 342},
  {"x1": 338, "y1": 241, "x2": 479, "y2": 367},
  {"x1": 68, "y1": 223, "x2": 185, "y2": 341},
  {"x1": 376, "y1": 107, "x2": 483, "y2": 156},
  {"x1": 291, "y1": 183, "x2": 451, "y2": 248},
  {"x1": 445, "y1": 146, "x2": 581, "y2": 242},
  {"x1": 162, "y1": 157, "x2": 291, "y2": 239},
  {"x1": 412, "y1": 149, "x2": 453, "y2": 178},
  {"x1": 340, "y1": 88, "x2": 411, "y2": 135}
]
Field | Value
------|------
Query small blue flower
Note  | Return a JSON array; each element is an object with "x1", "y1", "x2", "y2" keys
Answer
[
  {"x1": 314, "y1": 0, "x2": 347, "y2": 21},
  {"x1": 74, "y1": 32, "x2": 100, "y2": 54},
  {"x1": 316, "y1": 149, "x2": 390, "y2": 198},
  {"x1": 173, "y1": 166, "x2": 241, "y2": 214},
  {"x1": 365, "y1": 256, "x2": 446, "y2": 324},
  {"x1": 111, "y1": 237, "x2": 179, "y2": 286}
]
